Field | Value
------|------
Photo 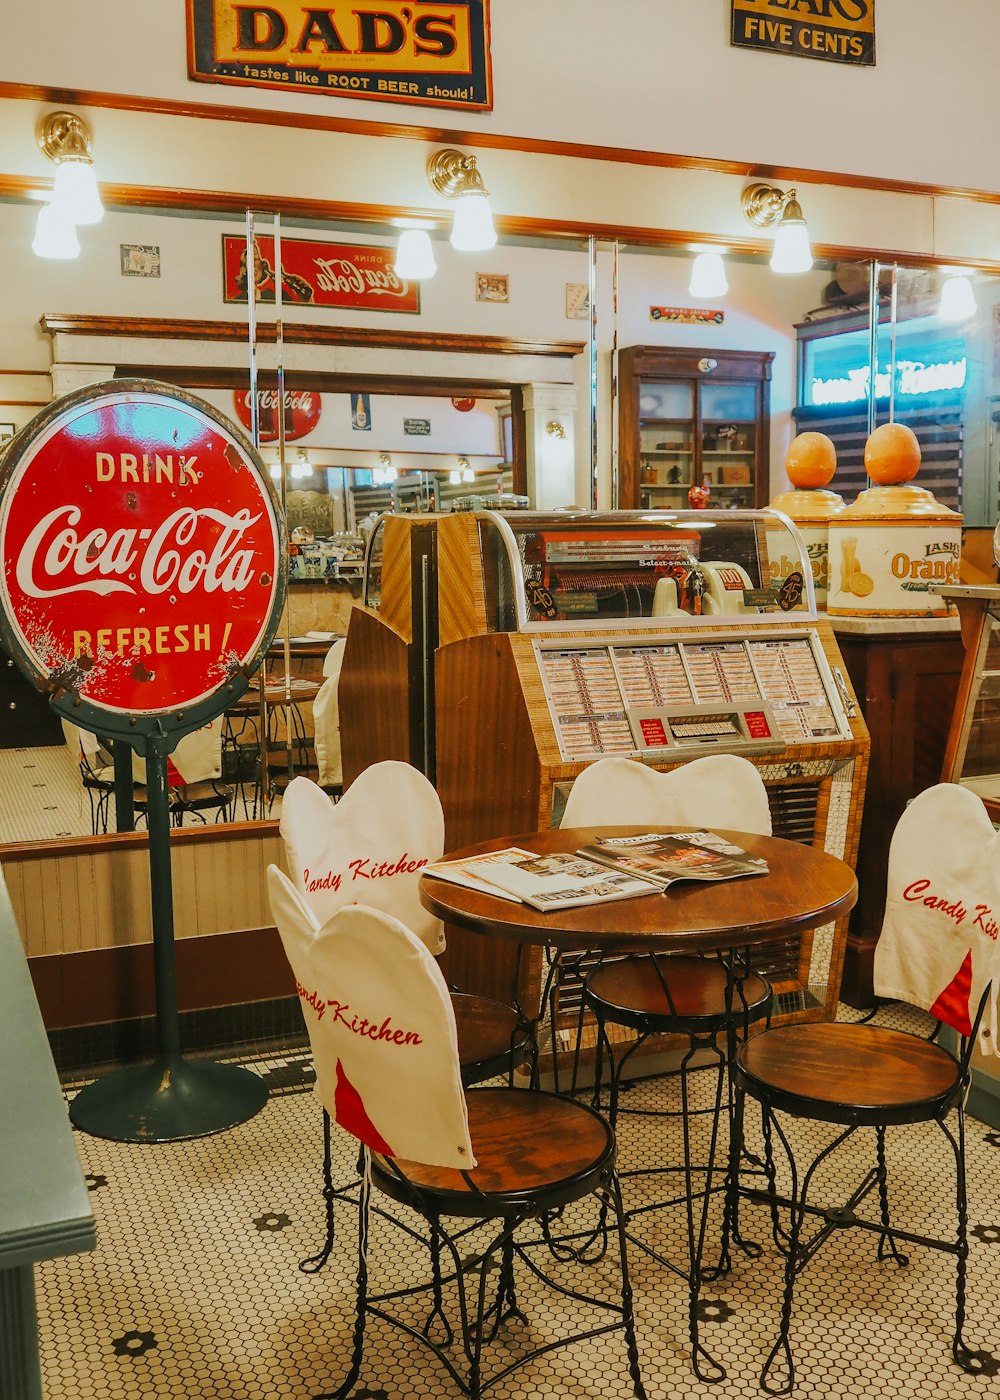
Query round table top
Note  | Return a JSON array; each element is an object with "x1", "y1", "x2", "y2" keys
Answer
[{"x1": 420, "y1": 826, "x2": 858, "y2": 956}]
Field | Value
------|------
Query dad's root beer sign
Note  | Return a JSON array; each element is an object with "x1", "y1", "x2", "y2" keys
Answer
[
  {"x1": 186, "y1": 0, "x2": 492, "y2": 110},
  {"x1": 0, "y1": 382, "x2": 285, "y2": 733},
  {"x1": 731, "y1": 0, "x2": 875, "y2": 66}
]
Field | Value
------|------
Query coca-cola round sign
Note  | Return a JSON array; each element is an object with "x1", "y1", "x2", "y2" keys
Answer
[
  {"x1": 0, "y1": 381, "x2": 285, "y2": 733},
  {"x1": 232, "y1": 388, "x2": 321, "y2": 444}
]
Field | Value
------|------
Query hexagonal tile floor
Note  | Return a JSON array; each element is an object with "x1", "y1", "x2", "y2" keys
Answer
[{"x1": 36, "y1": 1012, "x2": 1000, "y2": 1400}]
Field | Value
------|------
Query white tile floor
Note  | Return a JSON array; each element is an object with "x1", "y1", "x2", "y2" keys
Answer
[{"x1": 36, "y1": 1025, "x2": 1000, "y2": 1400}]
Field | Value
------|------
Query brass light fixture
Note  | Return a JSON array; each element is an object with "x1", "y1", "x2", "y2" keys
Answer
[
  {"x1": 546, "y1": 420, "x2": 567, "y2": 439},
  {"x1": 741, "y1": 182, "x2": 812, "y2": 274},
  {"x1": 427, "y1": 148, "x2": 497, "y2": 252},
  {"x1": 37, "y1": 110, "x2": 104, "y2": 226},
  {"x1": 458, "y1": 454, "x2": 475, "y2": 482}
]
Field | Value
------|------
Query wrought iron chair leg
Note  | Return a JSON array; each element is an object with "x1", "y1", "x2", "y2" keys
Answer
[
  {"x1": 874, "y1": 1125, "x2": 907, "y2": 1266},
  {"x1": 318, "y1": 1155, "x2": 371, "y2": 1400},
  {"x1": 299, "y1": 1110, "x2": 359, "y2": 1274}
]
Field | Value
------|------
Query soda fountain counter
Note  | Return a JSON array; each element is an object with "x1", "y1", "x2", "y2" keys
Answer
[{"x1": 430, "y1": 508, "x2": 869, "y2": 1027}]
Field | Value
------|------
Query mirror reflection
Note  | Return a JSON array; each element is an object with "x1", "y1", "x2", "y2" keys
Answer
[{"x1": 1, "y1": 193, "x2": 998, "y2": 845}]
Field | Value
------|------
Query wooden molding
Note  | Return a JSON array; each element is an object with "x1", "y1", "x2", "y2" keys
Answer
[
  {"x1": 4, "y1": 80, "x2": 1000, "y2": 209},
  {"x1": 39, "y1": 313, "x2": 584, "y2": 360}
]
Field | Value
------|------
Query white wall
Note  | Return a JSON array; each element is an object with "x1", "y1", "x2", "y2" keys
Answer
[{"x1": 3, "y1": 2, "x2": 999, "y2": 194}]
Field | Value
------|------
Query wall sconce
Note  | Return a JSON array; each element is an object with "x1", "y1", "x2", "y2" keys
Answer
[
  {"x1": 546, "y1": 420, "x2": 567, "y2": 439},
  {"x1": 741, "y1": 182, "x2": 813, "y2": 274},
  {"x1": 290, "y1": 449, "x2": 313, "y2": 480},
  {"x1": 938, "y1": 269, "x2": 977, "y2": 322},
  {"x1": 37, "y1": 110, "x2": 104, "y2": 226},
  {"x1": 427, "y1": 148, "x2": 497, "y2": 252},
  {"x1": 393, "y1": 226, "x2": 437, "y2": 280},
  {"x1": 448, "y1": 468, "x2": 462, "y2": 484},
  {"x1": 373, "y1": 453, "x2": 397, "y2": 486},
  {"x1": 269, "y1": 462, "x2": 281, "y2": 482},
  {"x1": 688, "y1": 249, "x2": 728, "y2": 298},
  {"x1": 458, "y1": 454, "x2": 475, "y2": 482}
]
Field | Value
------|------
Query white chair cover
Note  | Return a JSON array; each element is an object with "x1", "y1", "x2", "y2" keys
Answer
[
  {"x1": 131, "y1": 718, "x2": 223, "y2": 786},
  {"x1": 560, "y1": 753, "x2": 772, "y2": 837},
  {"x1": 278, "y1": 762, "x2": 447, "y2": 954},
  {"x1": 267, "y1": 866, "x2": 474, "y2": 1168},
  {"x1": 314, "y1": 638, "x2": 347, "y2": 788},
  {"x1": 874, "y1": 783, "x2": 1000, "y2": 1053}
]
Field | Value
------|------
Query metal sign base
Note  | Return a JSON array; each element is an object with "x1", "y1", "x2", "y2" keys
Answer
[{"x1": 68, "y1": 1053, "x2": 269, "y2": 1143}]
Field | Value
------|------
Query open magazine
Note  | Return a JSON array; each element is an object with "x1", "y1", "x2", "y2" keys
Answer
[
  {"x1": 576, "y1": 830, "x2": 769, "y2": 888},
  {"x1": 424, "y1": 846, "x2": 662, "y2": 912}
]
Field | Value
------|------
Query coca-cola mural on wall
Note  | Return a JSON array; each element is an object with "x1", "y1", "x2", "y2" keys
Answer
[
  {"x1": 0, "y1": 381, "x2": 284, "y2": 723},
  {"x1": 222, "y1": 235, "x2": 420, "y2": 312},
  {"x1": 232, "y1": 387, "x2": 321, "y2": 444}
]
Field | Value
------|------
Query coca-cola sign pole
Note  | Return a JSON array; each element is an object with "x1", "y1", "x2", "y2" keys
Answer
[{"x1": 0, "y1": 379, "x2": 286, "y2": 1142}]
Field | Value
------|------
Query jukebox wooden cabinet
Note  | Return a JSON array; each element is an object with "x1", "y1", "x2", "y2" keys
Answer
[
  {"x1": 432, "y1": 508, "x2": 869, "y2": 1029},
  {"x1": 618, "y1": 345, "x2": 774, "y2": 511}
]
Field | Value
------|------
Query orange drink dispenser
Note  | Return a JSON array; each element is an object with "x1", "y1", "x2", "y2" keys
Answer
[{"x1": 769, "y1": 431, "x2": 844, "y2": 608}]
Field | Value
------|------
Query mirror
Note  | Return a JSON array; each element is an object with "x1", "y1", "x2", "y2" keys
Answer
[{"x1": 2, "y1": 194, "x2": 998, "y2": 846}]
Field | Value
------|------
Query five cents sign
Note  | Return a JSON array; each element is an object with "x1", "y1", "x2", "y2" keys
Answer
[{"x1": 0, "y1": 382, "x2": 285, "y2": 729}]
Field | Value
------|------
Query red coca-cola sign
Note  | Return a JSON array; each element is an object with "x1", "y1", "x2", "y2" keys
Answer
[
  {"x1": 232, "y1": 387, "x2": 321, "y2": 444},
  {"x1": 0, "y1": 382, "x2": 284, "y2": 718}
]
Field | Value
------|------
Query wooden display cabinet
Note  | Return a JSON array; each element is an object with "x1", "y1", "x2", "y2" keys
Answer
[{"x1": 619, "y1": 346, "x2": 774, "y2": 511}]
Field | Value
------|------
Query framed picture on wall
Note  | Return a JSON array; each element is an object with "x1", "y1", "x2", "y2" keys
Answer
[{"x1": 476, "y1": 272, "x2": 509, "y2": 303}]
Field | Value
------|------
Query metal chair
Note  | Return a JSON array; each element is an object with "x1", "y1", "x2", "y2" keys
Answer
[
  {"x1": 726, "y1": 782, "x2": 999, "y2": 1394},
  {"x1": 266, "y1": 878, "x2": 647, "y2": 1400},
  {"x1": 276, "y1": 766, "x2": 531, "y2": 1274},
  {"x1": 560, "y1": 754, "x2": 775, "y2": 1382}
]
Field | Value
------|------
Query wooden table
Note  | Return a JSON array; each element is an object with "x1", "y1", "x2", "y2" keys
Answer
[{"x1": 422, "y1": 825, "x2": 857, "y2": 967}]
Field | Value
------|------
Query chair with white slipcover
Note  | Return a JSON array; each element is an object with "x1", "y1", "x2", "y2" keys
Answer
[
  {"x1": 314, "y1": 637, "x2": 347, "y2": 798},
  {"x1": 726, "y1": 782, "x2": 999, "y2": 1393},
  {"x1": 277, "y1": 764, "x2": 529, "y2": 1272},
  {"x1": 266, "y1": 872, "x2": 646, "y2": 1400}
]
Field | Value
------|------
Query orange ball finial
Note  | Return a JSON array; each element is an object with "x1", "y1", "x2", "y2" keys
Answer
[
  {"x1": 864, "y1": 421, "x2": 921, "y2": 486},
  {"x1": 785, "y1": 432, "x2": 837, "y2": 490}
]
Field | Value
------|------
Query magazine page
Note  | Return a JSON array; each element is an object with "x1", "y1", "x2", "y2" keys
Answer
[
  {"x1": 576, "y1": 831, "x2": 769, "y2": 888},
  {"x1": 426, "y1": 846, "x2": 660, "y2": 912}
]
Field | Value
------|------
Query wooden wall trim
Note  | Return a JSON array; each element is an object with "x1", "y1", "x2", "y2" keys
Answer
[
  {"x1": 4, "y1": 80, "x2": 1000, "y2": 209},
  {"x1": 28, "y1": 925, "x2": 293, "y2": 1030},
  {"x1": 120, "y1": 366, "x2": 518, "y2": 395},
  {"x1": 40, "y1": 313, "x2": 584, "y2": 360},
  {"x1": 0, "y1": 818, "x2": 278, "y2": 865}
]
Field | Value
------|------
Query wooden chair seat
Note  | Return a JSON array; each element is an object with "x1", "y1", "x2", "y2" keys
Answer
[
  {"x1": 374, "y1": 1087, "x2": 614, "y2": 1217},
  {"x1": 451, "y1": 992, "x2": 531, "y2": 1086},
  {"x1": 737, "y1": 1022, "x2": 963, "y2": 1127},
  {"x1": 587, "y1": 954, "x2": 772, "y2": 1035}
]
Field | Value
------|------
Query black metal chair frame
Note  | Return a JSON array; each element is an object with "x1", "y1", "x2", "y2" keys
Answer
[
  {"x1": 584, "y1": 946, "x2": 773, "y2": 1384},
  {"x1": 723, "y1": 988, "x2": 995, "y2": 1395},
  {"x1": 322, "y1": 1088, "x2": 647, "y2": 1400}
]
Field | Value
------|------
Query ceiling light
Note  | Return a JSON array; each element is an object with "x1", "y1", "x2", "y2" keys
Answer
[
  {"x1": 37, "y1": 110, "x2": 104, "y2": 226},
  {"x1": 688, "y1": 250, "x2": 728, "y2": 298},
  {"x1": 31, "y1": 202, "x2": 80, "y2": 259},
  {"x1": 938, "y1": 271, "x2": 977, "y2": 322},
  {"x1": 741, "y1": 182, "x2": 813, "y2": 274},
  {"x1": 427, "y1": 148, "x2": 497, "y2": 252},
  {"x1": 393, "y1": 227, "x2": 437, "y2": 280}
]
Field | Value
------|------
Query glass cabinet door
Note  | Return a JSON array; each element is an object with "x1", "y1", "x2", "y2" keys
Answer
[{"x1": 639, "y1": 382, "x2": 695, "y2": 505}]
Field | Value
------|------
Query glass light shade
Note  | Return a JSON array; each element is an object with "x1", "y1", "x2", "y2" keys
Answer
[
  {"x1": 769, "y1": 216, "x2": 812, "y2": 274},
  {"x1": 32, "y1": 202, "x2": 80, "y2": 259},
  {"x1": 448, "y1": 468, "x2": 461, "y2": 484},
  {"x1": 51, "y1": 158, "x2": 104, "y2": 225},
  {"x1": 450, "y1": 190, "x2": 496, "y2": 251},
  {"x1": 393, "y1": 228, "x2": 437, "y2": 279},
  {"x1": 269, "y1": 464, "x2": 281, "y2": 480},
  {"x1": 688, "y1": 251, "x2": 728, "y2": 298},
  {"x1": 461, "y1": 466, "x2": 475, "y2": 482},
  {"x1": 938, "y1": 274, "x2": 976, "y2": 322}
]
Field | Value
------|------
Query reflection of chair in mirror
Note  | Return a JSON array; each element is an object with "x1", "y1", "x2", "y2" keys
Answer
[
  {"x1": 133, "y1": 719, "x2": 233, "y2": 827},
  {"x1": 728, "y1": 782, "x2": 997, "y2": 1394},
  {"x1": 277, "y1": 763, "x2": 529, "y2": 1273},
  {"x1": 559, "y1": 753, "x2": 774, "y2": 1382},
  {"x1": 314, "y1": 638, "x2": 346, "y2": 800},
  {"x1": 63, "y1": 722, "x2": 117, "y2": 834},
  {"x1": 266, "y1": 877, "x2": 647, "y2": 1400}
]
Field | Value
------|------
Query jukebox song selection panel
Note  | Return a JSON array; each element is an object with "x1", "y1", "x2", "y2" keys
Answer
[{"x1": 538, "y1": 634, "x2": 847, "y2": 761}]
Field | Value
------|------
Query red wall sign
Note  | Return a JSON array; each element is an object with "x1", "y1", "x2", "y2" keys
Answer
[
  {"x1": 232, "y1": 388, "x2": 322, "y2": 444},
  {"x1": 0, "y1": 383, "x2": 283, "y2": 717},
  {"x1": 222, "y1": 234, "x2": 420, "y2": 313}
]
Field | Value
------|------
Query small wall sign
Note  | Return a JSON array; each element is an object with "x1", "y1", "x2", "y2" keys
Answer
[
  {"x1": 565, "y1": 283, "x2": 590, "y2": 321},
  {"x1": 120, "y1": 244, "x2": 161, "y2": 278},
  {"x1": 233, "y1": 388, "x2": 322, "y2": 444},
  {"x1": 731, "y1": 0, "x2": 875, "y2": 67},
  {"x1": 351, "y1": 393, "x2": 371, "y2": 431},
  {"x1": 404, "y1": 418, "x2": 431, "y2": 435},
  {"x1": 476, "y1": 272, "x2": 508, "y2": 303},
  {"x1": 223, "y1": 235, "x2": 420, "y2": 313},
  {"x1": 186, "y1": 0, "x2": 493, "y2": 110},
  {"x1": 650, "y1": 306, "x2": 725, "y2": 325}
]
